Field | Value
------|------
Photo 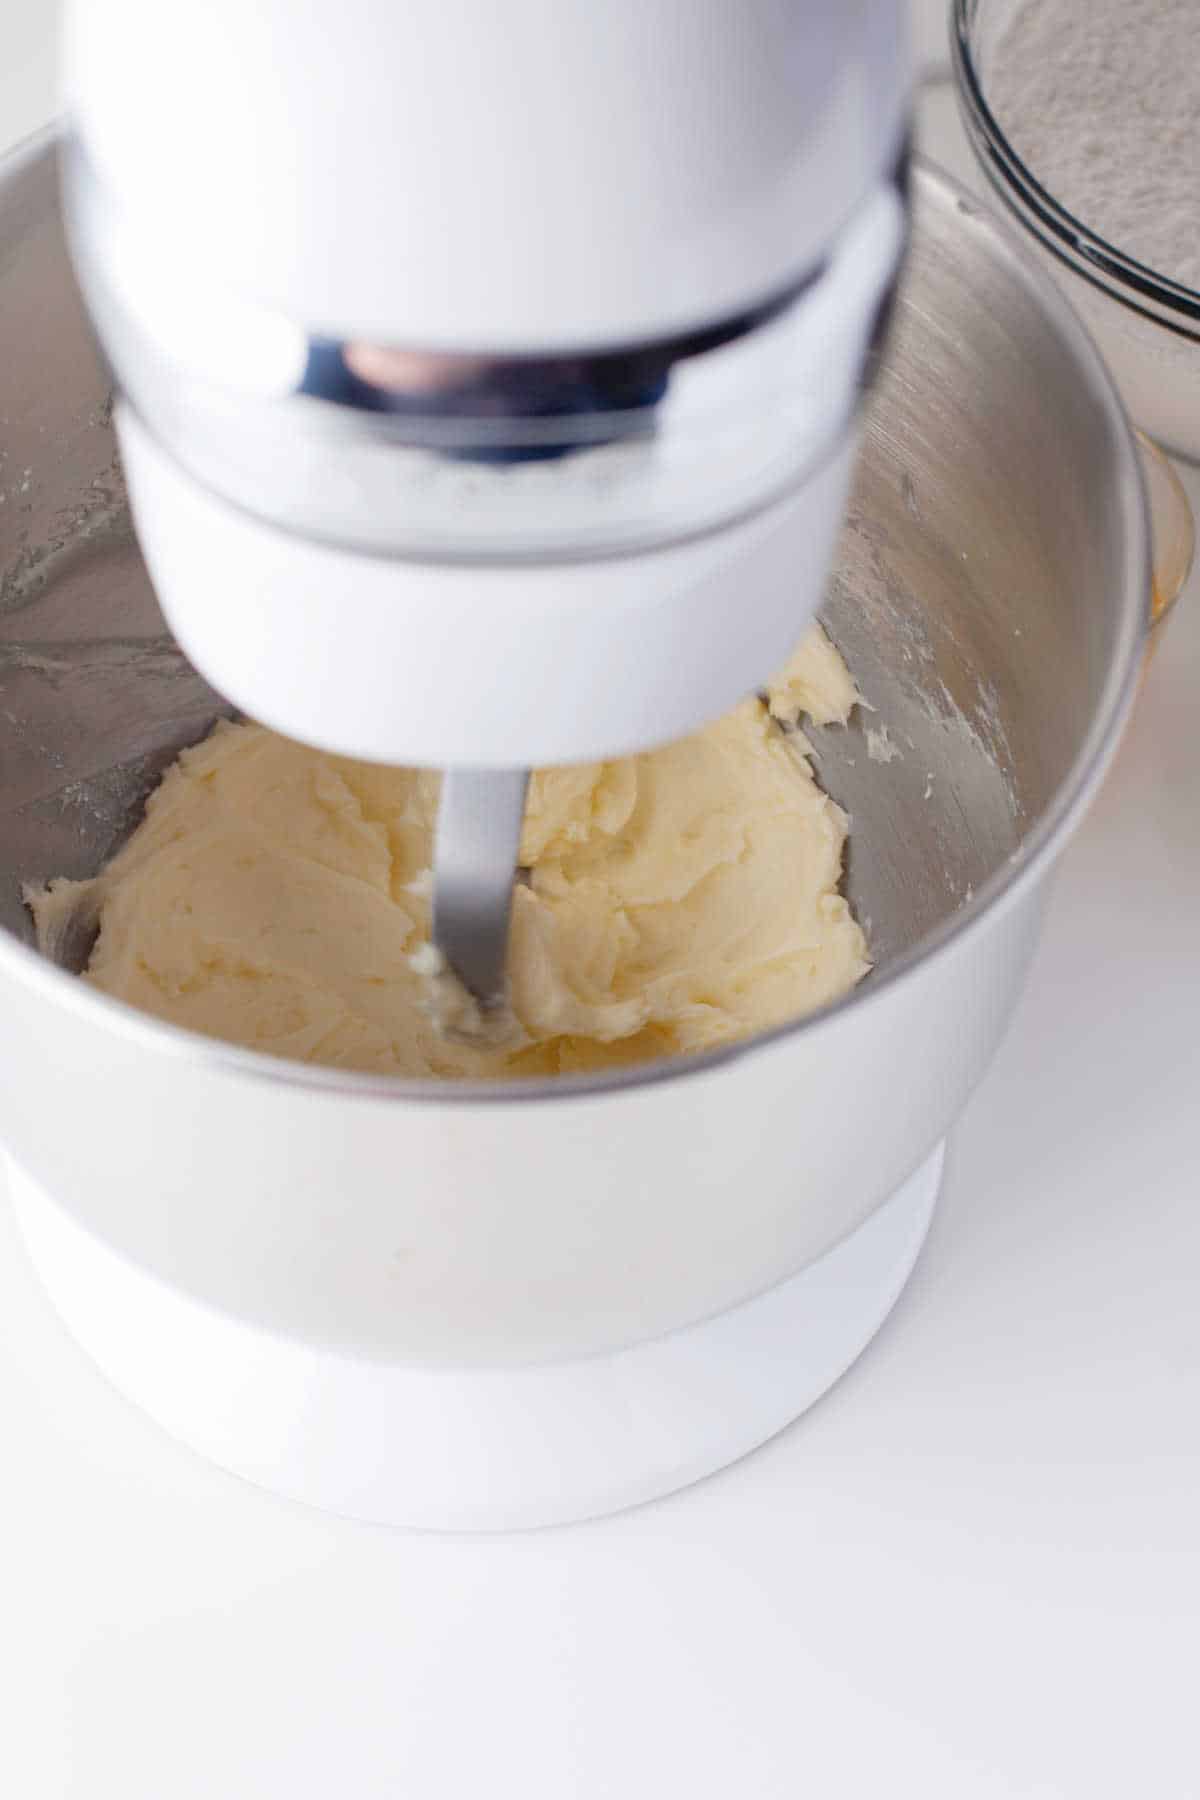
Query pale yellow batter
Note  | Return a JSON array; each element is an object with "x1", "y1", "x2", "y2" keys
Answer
[{"x1": 29, "y1": 626, "x2": 869, "y2": 1078}]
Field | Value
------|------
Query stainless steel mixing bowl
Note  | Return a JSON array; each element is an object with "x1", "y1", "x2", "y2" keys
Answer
[{"x1": 0, "y1": 139, "x2": 1145, "y2": 1369}]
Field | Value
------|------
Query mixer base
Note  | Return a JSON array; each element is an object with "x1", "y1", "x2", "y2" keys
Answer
[{"x1": 9, "y1": 1146, "x2": 942, "y2": 1531}]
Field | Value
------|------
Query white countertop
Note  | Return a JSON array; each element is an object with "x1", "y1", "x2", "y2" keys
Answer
[{"x1": 2, "y1": 6, "x2": 1198, "y2": 1796}]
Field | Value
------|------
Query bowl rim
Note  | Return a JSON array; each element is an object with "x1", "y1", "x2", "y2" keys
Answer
[
  {"x1": 0, "y1": 152, "x2": 1151, "y2": 1109},
  {"x1": 951, "y1": 0, "x2": 1200, "y2": 345}
]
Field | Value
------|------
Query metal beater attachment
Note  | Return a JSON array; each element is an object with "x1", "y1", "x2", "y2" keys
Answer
[{"x1": 431, "y1": 768, "x2": 530, "y2": 1015}]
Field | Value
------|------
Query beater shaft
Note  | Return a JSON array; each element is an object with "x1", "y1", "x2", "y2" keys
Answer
[{"x1": 431, "y1": 768, "x2": 530, "y2": 1011}]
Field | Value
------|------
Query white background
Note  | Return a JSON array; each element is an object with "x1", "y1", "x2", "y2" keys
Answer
[{"x1": 1, "y1": 2, "x2": 1197, "y2": 1795}]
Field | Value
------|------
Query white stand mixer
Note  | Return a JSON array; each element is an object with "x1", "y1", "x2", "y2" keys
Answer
[
  {"x1": 65, "y1": 0, "x2": 908, "y2": 999},
  {"x1": 31, "y1": 0, "x2": 931, "y2": 1527}
]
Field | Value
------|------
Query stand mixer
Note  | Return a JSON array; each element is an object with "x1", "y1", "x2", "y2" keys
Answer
[
  {"x1": 0, "y1": 129, "x2": 1147, "y2": 1529},
  {"x1": 0, "y1": 0, "x2": 1144, "y2": 1531},
  {"x1": 62, "y1": 0, "x2": 909, "y2": 1012}
]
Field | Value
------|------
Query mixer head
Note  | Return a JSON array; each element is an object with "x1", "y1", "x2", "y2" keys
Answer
[{"x1": 61, "y1": 0, "x2": 909, "y2": 1006}]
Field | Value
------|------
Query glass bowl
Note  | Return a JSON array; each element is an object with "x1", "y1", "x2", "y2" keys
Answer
[
  {"x1": 952, "y1": 0, "x2": 1200, "y2": 465},
  {"x1": 1136, "y1": 429, "x2": 1194, "y2": 659}
]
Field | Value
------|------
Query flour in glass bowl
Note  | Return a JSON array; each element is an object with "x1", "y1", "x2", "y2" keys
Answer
[{"x1": 984, "y1": 0, "x2": 1200, "y2": 293}]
